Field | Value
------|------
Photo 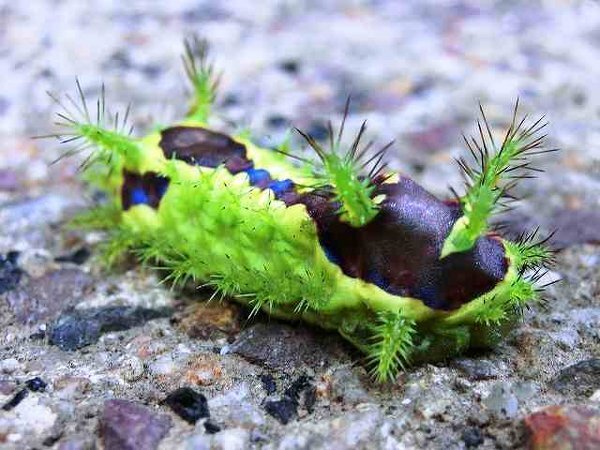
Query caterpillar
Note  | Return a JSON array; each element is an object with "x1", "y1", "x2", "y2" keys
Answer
[{"x1": 46, "y1": 37, "x2": 557, "y2": 382}]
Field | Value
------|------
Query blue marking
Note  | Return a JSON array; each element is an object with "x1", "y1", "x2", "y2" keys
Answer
[
  {"x1": 245, "y1": 168, "x2": 271, "y2": 185},
  {"x1": 130, "y1": 187, "x2": 150, "y2": 206},
  {"x1": 156, "y1": 178, "x2": 169, "y2": 198},
  {"x1": 366, "y1": 269, "x2": 389, "y2": 291},
  {"x1": 268, "y1": 179, "x2": 294, "y2": 197},
  {"x1": 322, "y1": 243, "x2": 342, "y2": 266},
  {"x1": 414, "y1": 285, "x2": 445, "y2": 309}
]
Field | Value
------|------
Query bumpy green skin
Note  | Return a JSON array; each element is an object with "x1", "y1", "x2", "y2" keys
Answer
[{"x1": 56, "y1": 41, "x2": 552, "y2": 382}]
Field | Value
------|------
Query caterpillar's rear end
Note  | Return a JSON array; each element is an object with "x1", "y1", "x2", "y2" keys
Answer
[{"x1": 47, "y1": 37, "x2": 557, "y2": 383}]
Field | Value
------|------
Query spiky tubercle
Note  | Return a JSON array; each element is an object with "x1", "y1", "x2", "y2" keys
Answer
[
  {"x1": 441, "y1": 102, "x2": 555, "y2": 258},
  {"x1": 182, "y1": 35, "x2": 220, "y2": 124},
  {"x1": 442, "y1": 240, "x2": 555, "y2": 330},
  {"x1": 367, "y1": 311, "x2": 416, "y2": 383},
  {"x1": 504, "y1": 227, "x2": 557, "y2": 270},
  {"x1": 42, "y1": 81, "x2": 146, "y2": 179},
  {"x1": 294, "y1": 99, "x2": 392, "y2": 227}
]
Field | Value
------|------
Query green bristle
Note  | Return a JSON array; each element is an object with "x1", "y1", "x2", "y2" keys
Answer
[
  {"x1": 44, "y1": 80, "x2": 140, "y2": 172},
  {"x1": 97, "y1": 226, "x2": 138, "y2": 268},
  {"x1": 182, "y1": 35, "x2": 220, "y2": 123},
  {"x1": 367, "y1": 311, "x2": 416, "y2": 383},
  {"x1": 441, "y1": 101, "x2": 554, "y2": 258},
  {"x1": 67, "y1": 204, "x2": 122, "y2": 231},
  {"x1": 296, "y1": 99, "x2": 392, "y2": 228},
  {"x1": 504, "y1": 227, "x2": 556, "y2": 270}
]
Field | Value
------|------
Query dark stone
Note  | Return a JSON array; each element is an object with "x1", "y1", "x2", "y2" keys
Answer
[
  {"x1": 29, "y1": 329, "x2": 46, "y2": 340},
  {"x1": 1, "y1": 388, "x2": 28, "y2": 411},
  {"x1": 42, "y1": 430, "x2": 63, "y2": 447},
  {"x1": 103, "y1": 50, "x2": 132, "y2": 70},
  {"x1": 0, "y1": 251, "x2": 22, "y2": 295},
  {"x1": 260, "y1": 374, "x2": 277, "y2": 395},
  {"x1": 100, "y1": 399, "x2": 171, "y2": 450},
  {"x1": 266, "y1": 114, "x2": 288, "y2": 128},
  {"x1": 141, "y1": 64, "x2": 162, "y2": 79},
  {"x1": 25, "y1": 377, "x2": 47, "y2": 392},
  {"x1": 264, "y1": 397, "x2": 297, "y2": 425},
  {"x1": 263, "y1": 375, "x2": 313, "y2": 425},
  {"x1": 278, "y1": 59, "x2": 300, "y2": 74},
  {"x1": 549, "y1": 359, "x2": 600, "y2": 397},
  {"x1": 452, "y1": 358, "x2": 501, "y2": 380},
  {"x1": 6, "y1": 269, "x2": 93, "y2": 325},
  {"x1": 461, "y1": 427, "x2": 484, "y2": 448},
  {"x1": 283, "y1": 375, "x2": 311, "y2": 402},
  {"x1": 230, "y1": 322, "x2": 348, "y2": 371},
  {"x1": 221, "y1": 93, "x2": 240, "y2": 107},
  {"x1": 55, "y1": 247, "x2": 91, "y2": 265},
  {"x1": 305, "y1": 121, "x2": 329, "y2": 141},
  {"x1": 163, "y1": 387, "x2": 209, "y2": 425},
  {"x1": 203, "y1": 419, "x2": 221, "y2": 434},
  {"x1": 49, "y1": 306, "x2": 172, "y2": 351},
  {"x1": 304, "y1": 386, "x2": 317, "y2": 414}
]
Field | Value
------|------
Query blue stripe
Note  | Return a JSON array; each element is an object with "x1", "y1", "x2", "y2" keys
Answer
[
  {"x1": 268, "y1": 179, "x2": 294, "y2": 196},
  {"x1": 156, "y1": 178, "x2": 169, "y2": 197},
  {"x1": 322, "y1": 244, "x2": 342, "y2": 266},
  {"x1": 130, "y1": 187, "x2": 150, "y2": 206},
  {"x1": 245, "y1": 168, "x2": 271, "y2": 185},
  {"x1": 366, "y1": 269, "x2": 389, "y2": 291}
]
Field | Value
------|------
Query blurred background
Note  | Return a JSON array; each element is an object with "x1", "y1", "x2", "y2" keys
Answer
[
  {"x1": 1, "y1": 0, "x2": 599, "y2": 246},
  {"x1": 0, "y1": 1, "x2": 599, "y2": 449}
]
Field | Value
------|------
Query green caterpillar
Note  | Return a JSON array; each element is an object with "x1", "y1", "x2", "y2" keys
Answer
[{"x1": 48, "y1": 37, "x2": 556, "y2": 382}]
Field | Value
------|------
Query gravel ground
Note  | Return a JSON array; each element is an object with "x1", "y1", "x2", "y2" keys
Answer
[{"x1": 1, "y1": 1, "x2": 599, "y2": 449}]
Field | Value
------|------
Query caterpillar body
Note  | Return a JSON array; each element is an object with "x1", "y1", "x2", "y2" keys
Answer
[{"x1": 48, "y1": 38, "x2": 556, "y2": 382}]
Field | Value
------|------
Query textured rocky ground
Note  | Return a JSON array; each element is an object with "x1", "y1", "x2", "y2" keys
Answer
[{"x1": 0, "y1": 1, "x2": 599, "y2": 449}]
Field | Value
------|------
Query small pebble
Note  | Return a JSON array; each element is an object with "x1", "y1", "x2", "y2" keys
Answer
[
  {"x1": 266, "y1": 114, "x2": 288, "y2": 129},
  {"x1": 306, "y1": 121, "x2": 329, "y2": 141},
  {"x1": 54, "y1": 247, "x2": 91, "y2": 265},
  {"x1": 264, "y1": 398, "x2": 297, "y2": 425},
  {"x1": 121, "y1": 357, "x2": 145, "y2": 382},
  {"x1": 304, "y1": 386, "x2": 317, "y2": 413},
  {"x1": 278, "y1": 59, "x2": 300, "y2": 74},
  {"x1": 2, "y1": 388, "x2": 28, "y2": 411},
  {"x1": 260, "y1": 374, "x2": 277, "y2": 395},
  {"x1": 550, "y1": 359, "x2": 600, "y2": 397},
  {"x1": 164, "y1": 387, "x2": 210, "y2": 424},
  {"x1": 49, "y1": 306, "x2": 172, "y2": 351},
  {"x1": 0, "y1": 357, "x2": 21, "y2": 374},
  {"x1": 204, "y1": 419, "x2": 221, "y2": 434},
  {"x1": 0, "y1": 251, "x2": 22, "y2": 295},
  {"x1": 101, "y1": 399, "x2": 171, "y2": 450},
  {"x1": 264, "y1": 374, "x2": 313, "y2": 424},
  {"x1": 461, "y1": 427, "x2": 484, "y2": 448},
  {"x1": 25, "y1": 377, "x2": 47, "y2": 392}
]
